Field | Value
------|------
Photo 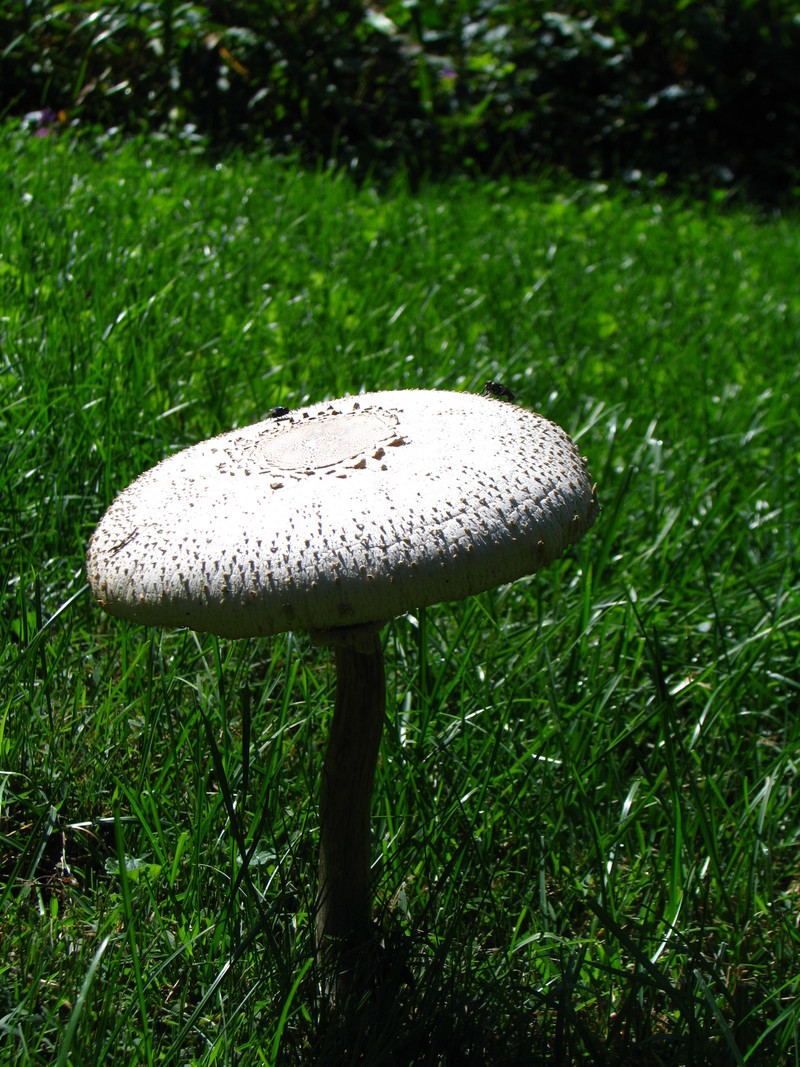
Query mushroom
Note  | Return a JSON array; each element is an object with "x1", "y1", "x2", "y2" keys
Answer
[{"x1": 86, "y1": 389, "x2": 598, "y2": 998}]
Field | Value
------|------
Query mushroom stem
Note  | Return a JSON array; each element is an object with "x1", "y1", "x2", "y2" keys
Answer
[{"x1": 316, "y1": 628, "x2": 386, "y2": 996}]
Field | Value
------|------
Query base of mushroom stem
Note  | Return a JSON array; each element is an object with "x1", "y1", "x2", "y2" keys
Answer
[
  {"x1": 315, "y1": 927, "x2": 381, "y2": 1006},
  {"x1": 316, "y1": 924, "x2": 418, "y2": 1014}
]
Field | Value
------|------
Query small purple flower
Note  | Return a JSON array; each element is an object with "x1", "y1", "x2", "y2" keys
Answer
[{"x1": 31, "y1": 108, "x2": 61, "y2": 137}]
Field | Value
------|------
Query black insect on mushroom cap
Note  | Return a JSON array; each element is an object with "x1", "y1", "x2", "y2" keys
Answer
[
  {"x1": 483, "y1": 380, "x2": 516, "y2": 403},
  {"x1": 86, "y1": 388, "x2": 598, "y2": 1001}
]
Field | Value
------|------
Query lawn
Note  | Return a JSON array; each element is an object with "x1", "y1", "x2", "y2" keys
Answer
[{"x1": 1, "y1": 131, "x2": 798, "y2": 1065}]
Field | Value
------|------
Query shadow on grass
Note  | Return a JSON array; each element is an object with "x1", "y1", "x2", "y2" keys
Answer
[{"x1": 300, "y1": 924, "x2": 703, "y2": 1067}]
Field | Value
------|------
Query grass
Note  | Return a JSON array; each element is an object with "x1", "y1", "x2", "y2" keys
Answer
[{"x1": 1, "y1": 128, "x2": 799, "y2": 1065}]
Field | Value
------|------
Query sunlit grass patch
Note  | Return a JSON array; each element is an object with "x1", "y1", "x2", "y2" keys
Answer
[{"x1": 1, "y1": 133, "x2": 798, "y2": 1064}]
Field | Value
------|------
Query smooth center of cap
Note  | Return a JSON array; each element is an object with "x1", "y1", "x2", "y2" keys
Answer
[{"x1": 254, "y1": 408, "x2": 399, "y2": 471}]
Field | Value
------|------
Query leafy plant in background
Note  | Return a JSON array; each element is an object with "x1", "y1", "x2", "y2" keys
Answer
[{"x1": 2, "y1": 0, "x2": 799, "y2": 198}]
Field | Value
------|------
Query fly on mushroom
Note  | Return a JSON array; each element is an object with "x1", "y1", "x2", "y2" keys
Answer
[{"x1": 483, "y1": 380, "x2": 516, "y2": 403}]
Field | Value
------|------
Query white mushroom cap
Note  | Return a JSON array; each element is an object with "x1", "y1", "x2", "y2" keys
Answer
[{"x1": 86, "y1": 389, "x2": 598, "y2": 637}]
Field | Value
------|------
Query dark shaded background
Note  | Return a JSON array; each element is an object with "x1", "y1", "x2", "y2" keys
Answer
[{"x1": 2, "y1": 0, "x2": 798, "y2": 201}]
